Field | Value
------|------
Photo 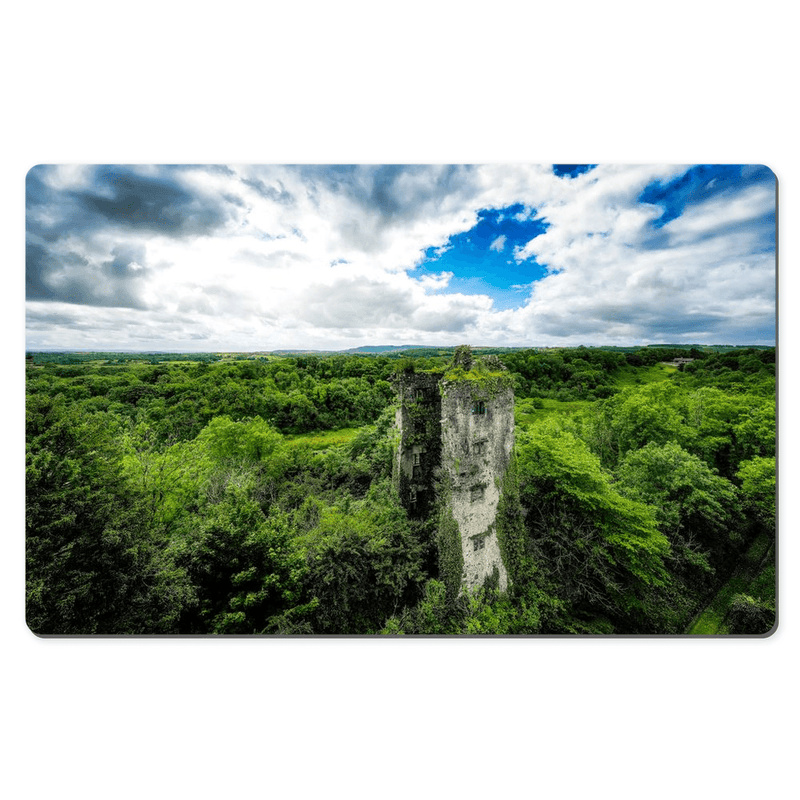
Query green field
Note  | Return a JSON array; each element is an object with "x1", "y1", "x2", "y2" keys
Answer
[
  {"x1": 612, "y1": 363, "x2": 678, "y2": 388},
  {"x1": 515, "y1": 398, "x2": 593, "y2": 427},
  {"x1": 283, "y1": 426, "x2": 362, "y2": 450}
]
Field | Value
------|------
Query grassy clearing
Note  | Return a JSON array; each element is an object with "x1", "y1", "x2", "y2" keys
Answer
[
  {"x1": 515, "y1": 398, "x2": 594, "y2": 427},
  {"x1": 283, "y1": 427, "x2": 362, "y2": 450},
  {"x1": 514, "y1": 364, "x2": 677, "y2": 428},
  {"x1": 687, "y1": 532, "x2": 774, "y2": 635},
  {"x1": 612, "y1": 363, "x2": 677, "y2": 388}
]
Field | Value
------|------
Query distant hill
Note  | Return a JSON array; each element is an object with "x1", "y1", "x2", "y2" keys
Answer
[
  {"x1": 643, "y1": 344, "x2": 774, "y2": 352},
  {"x1": 342, "y1": 345, "x2": 420, "y2": 353},
  {"x1": 268, "y1": 345, "x2": 434, "y2": 356}
]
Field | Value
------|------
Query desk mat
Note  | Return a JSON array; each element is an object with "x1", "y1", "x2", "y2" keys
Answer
[{"x1": 25, "y1": 164, "x2": 777, "y2": 636}]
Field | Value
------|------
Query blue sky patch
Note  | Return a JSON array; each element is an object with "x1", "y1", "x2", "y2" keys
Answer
[
  {"x1": 413, "y1": 205, "x2": 550, "y2": 309},
  {"x1": 553, "y1": 164, "x2": 596, "y2": 178},
  {"x1": 639, "y1": 165, "x2": 774, "y2": 228}
]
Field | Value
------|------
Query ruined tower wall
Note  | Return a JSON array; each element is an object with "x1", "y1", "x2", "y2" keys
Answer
[
  {"x1": 439, "y1": 380, "x2": 514, "y2": 592},
  {"x1": 392, "y1": 372, "x2": 443, "y2": 521},
  {"x1": 392, "y1": 351, "x2": 516, "y2": 594}
]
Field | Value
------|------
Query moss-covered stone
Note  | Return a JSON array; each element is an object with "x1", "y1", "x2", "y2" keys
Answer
[
  {"x1": 494, "y1": 456, "x2": 528, "y2": 587},
  {"x1": 436, "y1": 481, "x2": 465, "y2": 600}
]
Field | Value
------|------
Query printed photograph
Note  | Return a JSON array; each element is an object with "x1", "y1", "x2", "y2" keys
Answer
[{"x1": 25, "y1": 164, "x2": 777, "y2": 635}]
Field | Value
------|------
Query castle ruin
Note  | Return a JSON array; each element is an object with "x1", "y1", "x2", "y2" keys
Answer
[{"x1": 392, "y1": 346, "x2": 515, "y2": 593}]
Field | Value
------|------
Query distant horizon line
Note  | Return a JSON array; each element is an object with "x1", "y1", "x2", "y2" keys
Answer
[{"x1": 25, "y1": 342, "x2": 776, "y2": 354}]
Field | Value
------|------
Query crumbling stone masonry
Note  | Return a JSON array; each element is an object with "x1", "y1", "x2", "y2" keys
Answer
[
  {"x1": 392, "y1": 371, "x2": 443, "y2": 523},
  {"x1": 392, "y1": 347, "x2": 515, "y2": 593}
]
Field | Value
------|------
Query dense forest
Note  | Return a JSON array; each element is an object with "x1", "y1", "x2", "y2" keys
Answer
[{"x1": 25, "y1": 345, "x2": 776, "y2": 635}]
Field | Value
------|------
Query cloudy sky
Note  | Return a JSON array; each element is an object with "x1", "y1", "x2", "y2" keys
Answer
[{"x1": 25, "y1": 163, "x2": 776, "y2": 351}]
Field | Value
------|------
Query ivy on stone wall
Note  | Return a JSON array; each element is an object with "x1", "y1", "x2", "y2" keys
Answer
[
  {"x1": 495, "y1": 456, "x2": 528, "y2": 588},
  {"x1": 440, "y1": 372, "x2": 513, "y2": 401},
  {"x1": 482, "y1": 563, "x2": 500, "y2": 593},
  {"x1": 436, "y1": 479, "x2": 464, "y2": 601},
  {"x1": 403, "y1": 399, "x2": 434, "y2": 444}
]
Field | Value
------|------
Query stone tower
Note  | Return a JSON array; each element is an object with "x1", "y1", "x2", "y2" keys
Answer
[{"x1": 392, "y1": 346, "x2": 515, "y2": 593}]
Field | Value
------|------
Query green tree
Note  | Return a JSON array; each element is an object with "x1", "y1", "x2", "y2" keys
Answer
[
  {"x1": 300, "y1": 482, "x2": 425, "y2": 633},
  {"x1": 733, "y1": 397, "x2": 776, "y2": 465},
  {"x1": 616, "y1": 441, "x2": 740, "y2": 580},
  {"x1": 121, "y1": 424, "x2": 210, "y2": 535},
  {"x1": 736, "y1": 456, "x2": 776, "y2": 534},
  {"x1": 196, "y1": 415, "x2": 289, "y2": 505},
  {"x1": 515, "y1": 421, "x2": 671, "y2": 630},
  {"x1": 178, "y1": 479, "x2": 305, "y2": 634},
  {"x1": 26, "y1": 396, "x2": 191, "y2": 633},
  {"x1": 586, "y1": 383, "x2": 688, "y2": 467},
  {"x1": 197, "y1": 414, "x2": 282, "y2": 461}
]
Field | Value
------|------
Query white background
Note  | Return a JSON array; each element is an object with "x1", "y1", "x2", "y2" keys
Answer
[{"x1": 4, "y1": 2, "x2": 795, "y2": 798}]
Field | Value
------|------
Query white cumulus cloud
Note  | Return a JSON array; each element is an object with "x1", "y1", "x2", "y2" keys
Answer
[{"x1": 26, "y1": 164, "x2": 776, "y2": 350}]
